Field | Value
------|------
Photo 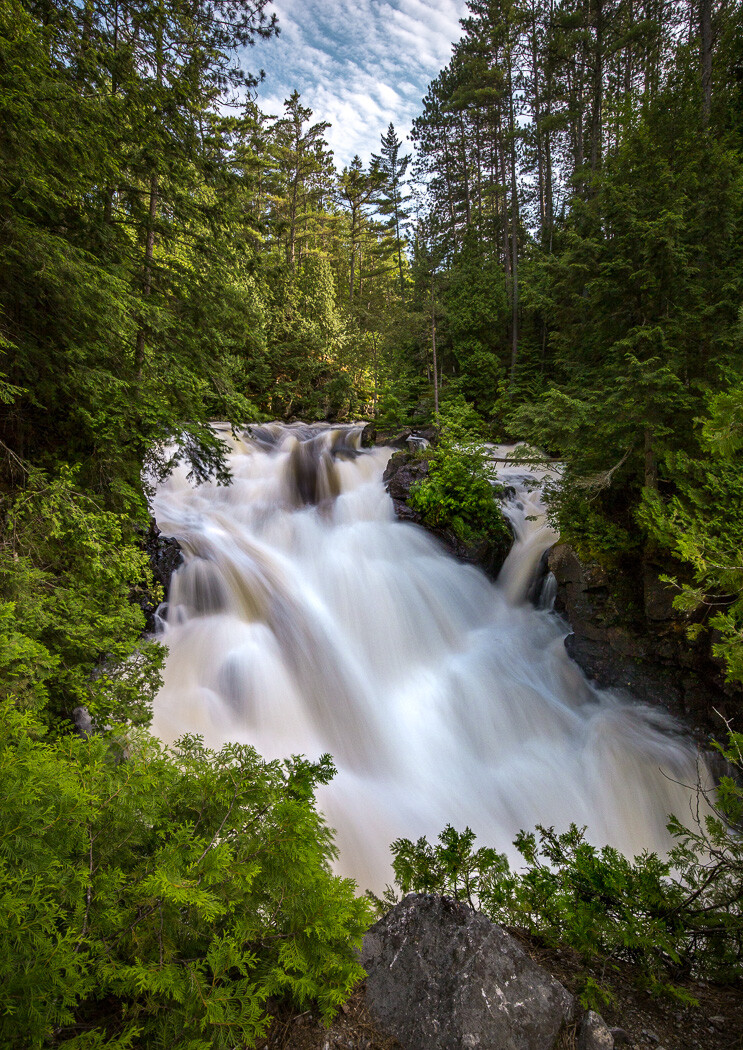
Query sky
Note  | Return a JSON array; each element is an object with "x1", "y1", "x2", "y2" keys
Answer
[{"x1": 251, "y1": 0, "x2": 469, "y2": 170}]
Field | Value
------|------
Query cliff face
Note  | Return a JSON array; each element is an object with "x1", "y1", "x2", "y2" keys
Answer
[{"x1": 547, "y1": 543, "x2": 742, "y2": 739}]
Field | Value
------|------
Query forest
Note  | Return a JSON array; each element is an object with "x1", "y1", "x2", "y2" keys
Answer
[{"x1": 0, "y1": 0, "x2": 742, "y2": 1044}]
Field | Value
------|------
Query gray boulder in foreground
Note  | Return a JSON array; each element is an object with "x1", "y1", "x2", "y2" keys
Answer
[{"x1": 361, "y1": 894, "x2": 575, "y2": 1050}]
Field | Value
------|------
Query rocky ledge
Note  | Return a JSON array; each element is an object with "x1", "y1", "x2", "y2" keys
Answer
[
  {"x1": 547, "y1": 544, "x2": 742, "y2": 738},
  {"x1": 382, "y1": 449, "x2": 513, "y2": 580}
]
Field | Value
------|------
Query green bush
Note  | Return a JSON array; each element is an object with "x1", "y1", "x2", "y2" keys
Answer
[
  {"x1": 385, "y1": 733, "x2": 743, "y2": 1002},
  {"x1": 638, "y1": 382, "x2": 743, "y2": 686},
  {"x1": 0, "y1": 467, "x2": 164, "y2": 730},
  {"x1": 409, "y1": 397, "x2": 509, "y2": 548},
  {"x1": 0, "y1": 702, "x2": 372, "y2": 1048}
]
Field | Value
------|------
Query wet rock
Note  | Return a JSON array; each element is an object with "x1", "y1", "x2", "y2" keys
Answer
[
  {"x1": 372, "y1": 426, "x2": 438, "y2": 449},
  {"x1": 378, "y1": 427, "x2": 413, "y2": 448},
  {"x1": 382, "y1": 451, "x2": 512, "y2": 580},
  {"x1": 526, "y1": 549, "x2": 553, "y2": 607},
  {"x1": 361, "y1": 894, "x2": 575, "y2": 1050},
  {"x1": 578, "y1": 1011, "x2": 614, "y2": 1049},
  {"x1": 547, "y1": 543, "x2": 742, "y2": 735},
  {"x1": 137, "y1": 519, "x2": 184, "y2": 633}
]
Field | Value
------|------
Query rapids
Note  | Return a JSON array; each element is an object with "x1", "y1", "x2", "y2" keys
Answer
[{"x1": 151, "y1": 422, "x2": 705, "y2": 890}]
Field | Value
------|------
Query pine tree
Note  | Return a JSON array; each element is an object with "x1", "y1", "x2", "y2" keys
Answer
[{"x1": 372, "y1": 124, "x2": 411, "y2": 300}]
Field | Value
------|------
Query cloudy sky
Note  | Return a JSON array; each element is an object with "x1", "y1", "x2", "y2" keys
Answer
[{"x1": 251, "y1": 0, "x2": 469, "y2": 169}]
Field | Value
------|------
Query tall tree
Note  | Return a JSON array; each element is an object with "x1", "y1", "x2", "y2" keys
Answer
[{"x1": 372, "y1": 124, "x2": 411, "y2": 300}]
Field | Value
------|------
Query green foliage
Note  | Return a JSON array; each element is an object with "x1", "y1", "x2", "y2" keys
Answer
[
  {"x1": 508, "y1": 72, "x2": 743, "y2": 568},
  {"x1": 0, "y1": 703, "x2": 372, "y2": 1048},
  {"x1": 639, "y1": 382, "x2": 743, "y2": 684},
  {"x1": 388, "y1": 733, "x2": 743, "y2": 998},
  {"x1": 441, "y1": 236, "x2": 508, "y2": 417},
  {"x1": 409, "y1": 397, "x2": 509, "y2": 546},
  {"x1": 390, "y1": 825, "x2": 510, "y2": 909},
  {"x1": 0, "y1": 468, "x2": 163, "y2": 729}
]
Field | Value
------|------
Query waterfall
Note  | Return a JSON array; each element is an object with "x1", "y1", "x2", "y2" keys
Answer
[{"x1": 151, "y1": 423, "x2": 706, "y2": 890}]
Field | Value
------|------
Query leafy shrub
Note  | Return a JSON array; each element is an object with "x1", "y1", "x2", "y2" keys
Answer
[
  {"x1": 638, "y1": 382, "x2": 743, "y2": 686},
  {"x1": 0, "y1": 467, "x2": 164, "y2": 730},
  {"x1": 0, "y1": 702, "x2": 372, "y2": 1048},
  {"x1": 384, "y1": 733, "x2": 743, "y2": 1001},
  {"x1": 409, "y1": 397, "x2": 509, "y2": 548}
]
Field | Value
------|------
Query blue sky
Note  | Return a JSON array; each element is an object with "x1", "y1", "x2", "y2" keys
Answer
[{"x1": 252, "y1": 0, "x2": 469, "y2": 169}]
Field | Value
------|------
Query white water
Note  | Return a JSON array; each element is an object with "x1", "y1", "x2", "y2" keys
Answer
[{"x1": 151, "y1": 423, "x2": 704, "y2": 890}]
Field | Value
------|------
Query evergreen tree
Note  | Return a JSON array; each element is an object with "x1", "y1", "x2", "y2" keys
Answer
[{"x1": 372, "y1": 123, "x2": 411, "y2": 299}]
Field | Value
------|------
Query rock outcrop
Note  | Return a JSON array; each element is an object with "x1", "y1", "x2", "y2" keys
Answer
[
  {"x1": 361, "y1": 425, "x2": 437, "y2": 449},
  {"x1": 382, "y1": 450, "x2": 513, "y2": 580},
  {"x1": 547, "y1": 543, "x2": 742, "y2": 736},
  {"x1": 137, "y1": 519, "x2": 184, "y2": 633},
  {"x1": 361, "y1": 894, "x2": 576, "y2": 1050}
]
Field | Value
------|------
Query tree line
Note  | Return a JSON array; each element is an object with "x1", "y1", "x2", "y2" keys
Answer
[{"x1": 405, "y1": 0, "x2": 743, "y2": 688}]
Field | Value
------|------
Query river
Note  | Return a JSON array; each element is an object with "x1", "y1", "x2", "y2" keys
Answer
[{"x1": 151, "y1": 422, "x2": 704, "y2": 890}]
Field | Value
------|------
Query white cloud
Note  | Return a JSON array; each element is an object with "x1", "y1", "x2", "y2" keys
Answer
[{"x1": 252, "y1": 0, "x2": 468, "y2": 167}]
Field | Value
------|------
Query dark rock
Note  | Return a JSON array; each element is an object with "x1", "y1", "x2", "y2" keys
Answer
[
  {"x1": 642, "y1": 566, "x2": 678, "y2": 622},
  {"x1": 136, "y1": 519, "x2": 184, "y2": 633},
  {"x1": 610, "y1": 1029, "x2": 631, "y2": 1045},
  {"x1": 372, "y1": 425, "x2": 438, "y2": 449},
  {"x1": 378, "y1": 427, "x2": 413, "y2": 448},
  {"x1": 578, "y1": 1011, "x2": 614, "y2": 1049},
  {"x1": 547, "y1": 543, "x2": 742, "y2": 736},
  {"x1": 361, "y1": 894, "x2": 575, "y2": 1050},
  {"x1": 383, "y1": 449, "x2": 430, "y2": 505},
  {"x1": 382, "y1": 451, "x2": 513, "y2": 581},
  {"x1": 360, "y1": 422, "x2": 376, "y2": 448},
  {"x1": 72, "y1": 705, "x2": 93, "y2": 738},
  {"x1": 526, "y1": 549, "x2": 553, "y2": 607}
]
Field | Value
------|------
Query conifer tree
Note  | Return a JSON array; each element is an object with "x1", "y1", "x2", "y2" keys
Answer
[{"x1": 372, "y1": 124, "x2": 411, "y2": 300}]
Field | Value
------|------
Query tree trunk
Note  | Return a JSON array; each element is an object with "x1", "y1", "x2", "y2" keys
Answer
[
  {"x1": 530, "y1": 10, "x2": 546, "y2": 235},
  {"x1": 103, "y1": 0, "x2": 120, "y2": 227},
  {"x1": 507, "y1": 55, "x2": 519, "y2": 391},
  {"x1": 135, "y1": 6, "x2": 163, "y2": 374},
  {"x1": 644, "y1": 428, "x2": 658, "y2": 490},
  {"x1": 393, "y1": 188, "x2": 405, "y2": 301},
  {"x1": 496, "y1": 112, "x2": 511, "y2": 281},
  {"x1": 134, "y1": 170, "x2": 158, "y2": 376},
  {"x1": 590, "y1": 0, "x2": 603, "y2": 172},
  {"x1": 288, "y1": 168, "x2": 299, "y2": 265},
  {"x1": 431, "y1": 276, "x2": 439, "y2": 420},
  {"x1": 699, "y1": 0, "x2": 712, "y2": 125},
  {"x1": 458, "y1": 115, "x2": 472, "y2": 226}
]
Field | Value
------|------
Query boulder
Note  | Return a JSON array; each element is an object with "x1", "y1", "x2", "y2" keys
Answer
[
  {"x1": 72, "y1": 705, "x2": 93, "y2": 738},
  {"x1": 361, "y1": 894, "x2": 575, "y2": 1050}
]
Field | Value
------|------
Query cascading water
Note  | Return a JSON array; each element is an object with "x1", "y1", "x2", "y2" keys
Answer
[{"x1": 151, "y1": 422, "x2": 705, "y2": 890}]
